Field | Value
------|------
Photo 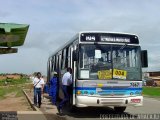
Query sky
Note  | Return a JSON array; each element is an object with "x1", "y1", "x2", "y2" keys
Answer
[{"x1": 0, "y1": 0, "x2": 160, "y2": 75}]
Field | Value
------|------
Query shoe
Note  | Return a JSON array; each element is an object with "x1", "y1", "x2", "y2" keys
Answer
[
  {"x1": 34, "y1": 104, "x2": 37, "y2": 106},
  {"x1": 38, "y1": 104, "x2": 41, "y2": 108},
  {"x1": 57, "y1": 106, "x2": 62, "y2": 114},
  {"x1": 56, "y1": 113, "x2": 65, "y2": 116}
]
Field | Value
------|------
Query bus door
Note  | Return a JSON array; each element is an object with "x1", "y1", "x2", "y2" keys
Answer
[{"x1": 71, "y1": 45, "x2": 77, "y2": 105}]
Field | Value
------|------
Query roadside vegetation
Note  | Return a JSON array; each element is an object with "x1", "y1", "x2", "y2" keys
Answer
[
  {"x1": 0, "y1": 78, "x2": 30, "y2": 86},
  {"x1": 0, "y1": 77, "x2": 32, "y2": 100},
  {"x1": 0, "y1": 86, "x2": 23, "y2": 99},
  {"x1": 143, "y1": 86, "x2": 160, "y2": 97}
]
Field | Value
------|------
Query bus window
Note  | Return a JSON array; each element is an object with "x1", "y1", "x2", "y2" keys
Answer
[
  {"x1": 59, "y1": 54, "x2": 62, "y2": 69},
  {"x1": 51, "y1": 57, "x2": 54, "y2": 72},
  {"x1": 79, "y1": 44, "x2": 141, "y2": 80},
  {"x1": 61, "y1": 50, "x2": 66, "y2": 69},
  {"x1": 54, "y1": 56, "x2": 57, "y2": 71},
  {"x1": 56, "y1": 55, "x2": 59, "y2": 70},
  {"x1": 68, "y1": 47, "x2": 71, "y2": 67},
  {"x1": 65, "y1": 47, "x2": 69, "y2": 68},
  {"x1": 61, "y1": 50, "x2": 64, "y2": 69}
]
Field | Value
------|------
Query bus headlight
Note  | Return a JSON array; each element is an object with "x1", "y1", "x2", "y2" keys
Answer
[
  {"x1": 76, "y1": 91, "x2": 82, "y2": 95},
  {"x1": 90, "y1": 91, "x2": 94, "y2": 95},
  {"x1": 84, "y1": 91, "x2": 88, "y2": 94},
  {"x1": 135, "y1": 91, "x2": 140, "y2": 95},
  {"x1": 130, "y1": 92, "x2": 134, "y2": 95}
]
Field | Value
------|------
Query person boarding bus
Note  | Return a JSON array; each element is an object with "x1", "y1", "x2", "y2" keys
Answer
[{"x1": 57, "y1": 67, "x2": 72, "y2": 114}]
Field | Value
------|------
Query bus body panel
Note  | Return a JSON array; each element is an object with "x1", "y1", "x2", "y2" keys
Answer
[
  {"x1": 47, "y1": 31, "x2": 147, "y2": 109},
  {"x1": 74, "y1": 80, "x2": 143, "y2": 107},
  {"x1": 76, "y1": 96, "x2": 143, "y2": 107}
]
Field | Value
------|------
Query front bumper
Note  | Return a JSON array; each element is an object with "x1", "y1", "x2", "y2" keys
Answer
[{"x1": 75, "y1": 96, "x2": 143, "y2": 107}]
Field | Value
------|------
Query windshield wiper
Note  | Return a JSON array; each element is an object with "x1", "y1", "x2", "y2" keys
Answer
[{"x1": 119, "y1": 43, "x2": 127, "y2": 51}]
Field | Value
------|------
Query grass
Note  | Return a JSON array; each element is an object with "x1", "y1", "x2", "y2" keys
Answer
[
  {"x1": 143, "y1": 86, "x2": 160, "y2": 97},
  {"x1": 0, "y1": 78, "x2": 30, "y2": 86},
  {"x1": 0, "y1": 78, "x2": 31, "y2": 99},
  {"x1": 0, "y1": 89, "x2": 5, "y2": 99},
  {"x1": 0, "y1": 86, "x2": 24, "y2": 99}
]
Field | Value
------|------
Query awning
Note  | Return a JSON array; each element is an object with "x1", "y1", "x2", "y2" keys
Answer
[{"x1": 0, "y1": 23, "x2": 29, "y2": 47}]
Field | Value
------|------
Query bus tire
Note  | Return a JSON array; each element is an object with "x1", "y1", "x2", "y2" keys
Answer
[
  {"x1": 69, "y1": 105, "x2": 77, "y2": 112},
  {"x1": 67, "y1": 95, "x2": 77, "y2": 112},
  {"x1": 114, "y1": 106, "x2": 126, "y2": 113}
]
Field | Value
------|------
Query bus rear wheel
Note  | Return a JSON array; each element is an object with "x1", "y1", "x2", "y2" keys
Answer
[{"x1": 114, "y1": 106, "x2": 126, "y2": 113}]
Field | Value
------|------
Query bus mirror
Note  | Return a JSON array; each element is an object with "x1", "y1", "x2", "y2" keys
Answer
[
  {"x1": 141, "y1": 50, "x2": 148, "y2": 68},
  {"x1": 73, "y1": 50, "x2": 78, "y2": 61}
]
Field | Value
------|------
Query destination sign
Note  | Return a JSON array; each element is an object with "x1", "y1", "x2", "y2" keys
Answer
[
  {"x1": 101, "y1": 36, "x2": 130, "y2": 43},
  {"x1": 80, "y1": 33, "x2": 139, "y2": 44}
]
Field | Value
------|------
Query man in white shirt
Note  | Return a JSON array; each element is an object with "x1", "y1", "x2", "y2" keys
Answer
[
  {"x1": 57, "y1": 67, "x2": 72, "y2": 114},
  {"x1": 33, "y1": 72, "x2": 45, "y2": 108}
]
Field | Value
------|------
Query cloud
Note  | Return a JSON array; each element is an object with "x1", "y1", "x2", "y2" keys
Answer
[{"x1": 0, "y1": 0, "x2": 160, "y2": 74}]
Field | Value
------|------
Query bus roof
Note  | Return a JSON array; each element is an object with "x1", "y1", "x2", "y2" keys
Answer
[
  {"x1": 49, "y1": 31, "x2": 139, "y2": 58},
  {"x1": 78, "y1": 31, "x2": 137, "y2": 36}
]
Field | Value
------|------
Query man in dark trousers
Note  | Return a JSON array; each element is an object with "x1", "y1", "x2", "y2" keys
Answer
[
  {"x1": 33, "y1": 72, "x2": 45, "y2": 108},
  {"x1": 57, "y1": 67, "x2": 72, "y2": 115}
]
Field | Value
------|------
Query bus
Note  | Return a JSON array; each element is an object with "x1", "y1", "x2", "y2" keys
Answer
[{"x1": 47, "y1": 31, "x2": 148, "y2": 112}]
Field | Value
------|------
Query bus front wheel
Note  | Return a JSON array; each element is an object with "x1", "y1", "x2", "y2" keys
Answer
[
  {"x1": 114, "y1": 106, "x2": 126, "y2": 113},
  {"x1": 67, "y1": 95, "x2": 77, "y2": 112}
]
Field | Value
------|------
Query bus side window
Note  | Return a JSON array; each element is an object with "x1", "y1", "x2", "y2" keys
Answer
[
  {"x1": 51, "y1": 57, "x2": 54, "y2": 72},
  {"x1": 56, "y1": 54, "x2": 59, "y2": 70},
  {"x1": 59, "y1": 54, "x2": 62, "y2": 70},
  {"x1": 61, "y1": 50, "x2": 64, "y2": 70},
  {"x1": 62, "y1": 49, "x2": 66, "y2": 69},
  {"x1": 65, "y1": 47, "x2": 69, "y2": 68},
  {"x1": 53, "y1": 56, "x2": 56, "y2": 71},
  {"x1": 68, "y1": 47, "x2": 71, "y2": 67}
]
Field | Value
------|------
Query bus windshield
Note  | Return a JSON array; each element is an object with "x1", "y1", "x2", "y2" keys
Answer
[{"x1": 78, "y1": 44, "x2": 141, "y2": 80}]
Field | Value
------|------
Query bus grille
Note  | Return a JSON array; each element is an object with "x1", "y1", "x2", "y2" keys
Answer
[
  {"x1": 100, "y1": 99, "x2": 124, "y2": 105},
  {"x1": 98, "y1": 93, "x2": 125, "y2": 96}
]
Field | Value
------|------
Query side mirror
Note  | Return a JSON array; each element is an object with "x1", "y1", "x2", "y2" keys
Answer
[
  {"x1": 73, "y1": 50, "x2": 78, "y2": 61},
  {"x1": 141, "y1": 50, "x2": 148, "y2": 67}
]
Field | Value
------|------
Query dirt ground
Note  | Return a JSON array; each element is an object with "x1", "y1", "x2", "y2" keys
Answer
[{"x1": 0, "y1": 92, "x2": 33, "y2": 111}]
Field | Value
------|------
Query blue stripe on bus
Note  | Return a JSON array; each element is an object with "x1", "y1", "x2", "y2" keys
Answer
[
  {"x1": 75, "y1": 87, "x2": 96, "y2": 90},
  {"x1": 75, "y1": 87, "x2": 142, "y2": 91}
]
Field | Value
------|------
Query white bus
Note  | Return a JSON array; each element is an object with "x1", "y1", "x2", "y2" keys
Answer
[{"x1": 47, "y1": 31, "x2": 148, "y2": 112}]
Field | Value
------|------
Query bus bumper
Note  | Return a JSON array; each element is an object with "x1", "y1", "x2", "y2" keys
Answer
[{"x1": 76, "y1": 96, "x2": 143, "y2": 107}]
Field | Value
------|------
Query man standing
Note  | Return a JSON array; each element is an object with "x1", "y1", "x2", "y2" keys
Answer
[
  {"x1": 57, "y1": 67, "x2": 72, "y2": 114},
  {"x1": 33, "y1": 72, "x2": 45, "y2": 108}
]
